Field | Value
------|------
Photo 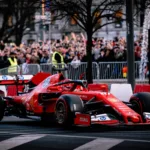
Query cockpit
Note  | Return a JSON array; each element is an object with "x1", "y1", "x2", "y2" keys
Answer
[
  {"x1": 49, "y1": 73, "x2": 65, "y2": 84},
  {"x1": 45, "y1": 73, "x2": 87, "y2": 92}
]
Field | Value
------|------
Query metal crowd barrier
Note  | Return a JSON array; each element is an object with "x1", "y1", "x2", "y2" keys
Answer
[
  {"x1": 98, "y1": 61, "x2": 140, "y2": 79},
  {"x1": 0, "y1": 62, "x2": 148, "y2": 84},
  {"x1": 40, "y1": 63, "x2": 68, "y2": 78},
  {"x1": 67, "y1": 62, "x2": 99, "y2": 80},
  {"x1": 20, "y1": 64, "x2": 40, "y2": 75},
  {"x1": 40, "y1": 62, "x2": 98, "y2": 80},
  {"x1": 0, "y1": 66, "x2": 20, "y2": 75},
  {"x1": 40, "y1": 63, "x2": 53, "y2": 73}
]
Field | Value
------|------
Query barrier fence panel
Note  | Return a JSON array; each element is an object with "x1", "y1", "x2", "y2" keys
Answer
[
  {"x1": 98, "y1": 61, "x2": 141, "y2": 79},
  {"x1": 135, "y1": 61, "x2": 140, "y2": 78},
  {"x1": 20, "y1": 64, "x2": 40, "y2": 75},
  {"x1": 67, "y1": 62, "x2": 99, "y2": 80},
  {"x1": 92, "y1": 62, "x2": 99, "y2": 79},
  {"x1": 68, "y1": 62, "x2": 87, "y2": 80},
  {"x1": 40, "y1": 63, "x2": 68, "y2": 78},
  {"x1": 0, "y1": 66, "x2": 20, "y2": 75},
  {"x1": 67, "y1": 62, "x2": 87, "y2": 80},
  {"x1": 53, "y1": 63, "x2": 68, "y2": 78},
  {"x1": 40, "y1": 63, "x2": 53, "y2": 73},
  {"x1": 98, "y1": 62, "x2": 127, "y2": 79},
  {"x1": 0, "y1": 62, "x2": 148, "y2": 84},
  {"x1": 0, "y1": 68, "x2": 8, "y2": 75}
]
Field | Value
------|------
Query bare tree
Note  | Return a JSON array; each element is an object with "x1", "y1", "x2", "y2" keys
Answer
[
  {"x1": 0, "y1": 0, "x2": 41, "y2": 45},
  {"x1": 134, "y1": 0, "x2": 150, "y2": 26},
  {"x1": 50, "y1": 0, "x2": 125, "y2": 83},
  {"x1": 50, "y1": 0, "x2": 150, "y2": 83}
]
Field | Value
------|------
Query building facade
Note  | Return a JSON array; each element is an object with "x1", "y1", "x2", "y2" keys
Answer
[{"x1": 0, "y1": 1, "x2": 143, "y2": 44}]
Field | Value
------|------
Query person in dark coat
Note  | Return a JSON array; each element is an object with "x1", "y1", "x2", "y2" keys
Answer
[
  {"x1": 0, "y1": 50, "x2": 8, "y2": 69},
  {"x1": 0, "y1": 41, "x2": 5, "y2": 51}
]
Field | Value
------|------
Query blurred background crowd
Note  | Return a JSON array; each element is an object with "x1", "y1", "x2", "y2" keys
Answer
[{"x1": 0, "y1": 32, "x2": 142, "y2": 70}]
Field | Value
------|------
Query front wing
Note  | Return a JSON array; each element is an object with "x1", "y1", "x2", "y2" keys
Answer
[{"x1": 74, "y1": 113, "x2": 150, "y2": 126}]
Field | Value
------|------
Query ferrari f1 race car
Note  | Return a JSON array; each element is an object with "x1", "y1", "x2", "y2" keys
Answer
[{"x1": 0, "y1": 71, "x2": 150, "y2": 127}]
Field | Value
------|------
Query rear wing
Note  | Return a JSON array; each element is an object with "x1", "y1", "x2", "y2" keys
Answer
[
  {"x1": 0, "y1": 72, "x2": 51, "y2": 96},
  {"x1": 0, "y1": 75, "x2": 33, "y2": 85},
  {"x1": 0, "y1": 72, "x2": 51, "y2": 86},
  {"x1": 0, "y1": 75, "x2": 33, "y2": 96}
]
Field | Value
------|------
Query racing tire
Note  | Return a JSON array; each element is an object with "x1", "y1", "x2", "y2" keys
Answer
[
  {"x1": 55, "y1": 94, "x2": 84, "y2": 126},
  {"x1": 130, "y1": 92, "x2": 150, "y2": 121},
  {"x1": 0, "y1": 96, "x2": 5, "y2": 121}
]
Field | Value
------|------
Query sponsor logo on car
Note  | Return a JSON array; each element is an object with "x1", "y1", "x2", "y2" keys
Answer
[
  {"x1": 18, "y1": 75, "x2": 24, "y2": 80},
  {"x1": 100, "y1": 92, "x2": 110, "y2": 95},
  {"x1": 99, "y1": 116, "x2": 106, "y2": 121},
  {"x1": 91, "y1": 114, "x2": 111, "y2": 121},
  {"x1": 108, "y1": 98, "x2": 119, "y2": 102},
  {"x1": 2, "y1": 75, "x2": 8, "y2": 80},
  {"x1": 79, "y1": 117, "x2": 89, "y2": 122},
  {"x1": 43, "y1": 77, "x2": 51, "y2": 88},
  {"x1": 143, "y1": 112, "x2": 150, "y2": 120},
  {"x1": 78, "y1": 95, "x2": 88, "y2": 99}
]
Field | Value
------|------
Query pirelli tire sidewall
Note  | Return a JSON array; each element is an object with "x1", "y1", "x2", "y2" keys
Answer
[
  {"x1": 0, "y1": 96, "x2": 5, "y2": 121},
  {"x1": 130, "y1": 92, "x2": 150, "y2": 120},
  {"x1": 55, "y1": 94, "x2": 84, "y2": 126}
]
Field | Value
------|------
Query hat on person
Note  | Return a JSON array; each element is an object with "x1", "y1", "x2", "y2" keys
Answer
[{"x1": 10, "y1": 51, "x2": 16, "y2": 55}]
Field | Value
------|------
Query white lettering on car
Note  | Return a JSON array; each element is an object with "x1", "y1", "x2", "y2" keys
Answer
[
  {"x1": 78, "y1": 95, "x2": 88, "y2": 99},
  {"x1": 79, "y1": 117, "x2": 89, "y2": 122},
  {"x1": 2, "y1": 75, "x2": 8, "y2": 80}
]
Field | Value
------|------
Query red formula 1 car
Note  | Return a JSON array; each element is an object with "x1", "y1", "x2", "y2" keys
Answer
[{"x1": 0, "y1": 72, "x2": 150, "y2": 127}]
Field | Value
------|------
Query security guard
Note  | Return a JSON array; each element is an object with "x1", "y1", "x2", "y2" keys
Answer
[
  {"x1": 52, "y1": 45, "x2": 64, "y2": 70},
  {"x1": 8, "y1": 52, "x2": 18, "y2": 75}
]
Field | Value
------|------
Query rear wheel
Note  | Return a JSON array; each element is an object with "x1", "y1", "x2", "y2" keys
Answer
[
  {"x1": 0, "y1": 96, "x2": 5, "y2": 121},
  {"x1": 130, "y1": 92, "x2": 150, "y2": 121}
]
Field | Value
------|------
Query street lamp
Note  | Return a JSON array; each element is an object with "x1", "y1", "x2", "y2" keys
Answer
[{"x1": 126, "y1": 0, "x2": 135, "y2": 90}]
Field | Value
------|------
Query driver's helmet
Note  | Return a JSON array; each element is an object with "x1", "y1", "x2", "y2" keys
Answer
[{"x1": 60, "y1": 79, "x2": 72, "y2": 90}]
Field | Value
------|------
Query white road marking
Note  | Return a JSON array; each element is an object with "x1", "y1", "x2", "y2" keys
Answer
[
  {"x1": 0, "y1": 134, "x2": 46, "y2": 150},
  {"x1": 0, "y1": 132, "x2": 150, "y2": 150},
  {"x1": 74, "y1": 138, "x2": 124, "y2": 150},
  {"x1": 41, "y1": 134, "x2": 150, "y2": 143},
  {"x1": 1, "y1": 133, "x2": 148, "y2": 143}
]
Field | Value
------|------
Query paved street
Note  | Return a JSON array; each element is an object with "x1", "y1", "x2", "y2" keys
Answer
[{"x1": 0, "y1": 116, "x2": 150, "y2": 150}]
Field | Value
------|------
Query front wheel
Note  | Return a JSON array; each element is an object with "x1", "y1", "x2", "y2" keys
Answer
[
  {"x1": 55, "y1": 94, "x2": 84, "y2": 126},
  {"x1": 55, "y1": 100, "x2": 68, "y2": 125},
  {"x1": 0, "y1": 96, "x2": 5, "y2": 121}
]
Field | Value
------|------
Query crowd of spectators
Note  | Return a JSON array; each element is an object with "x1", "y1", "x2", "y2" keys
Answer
[{"x1": 0, "y1": 32, "x2": 143, "y2": 70}]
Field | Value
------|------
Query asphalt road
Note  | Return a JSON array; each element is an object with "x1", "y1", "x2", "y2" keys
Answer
[{"x1": 0, "y1": 116, "x2": 150, "y2": 150}]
